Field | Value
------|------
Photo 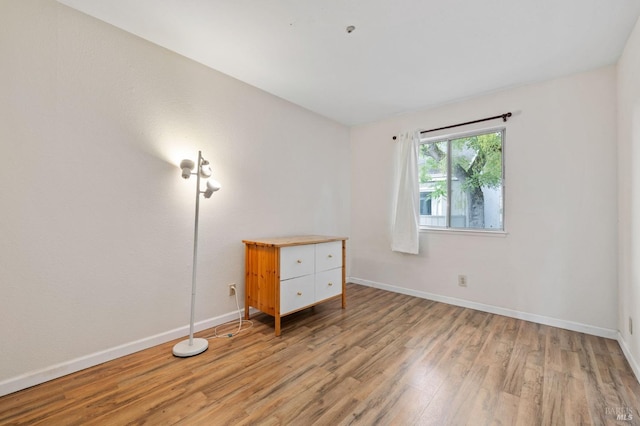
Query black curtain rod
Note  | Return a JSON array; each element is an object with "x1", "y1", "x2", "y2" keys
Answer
[{"x1": 392, "y1": 112, "x2": 512, "y2": 140}]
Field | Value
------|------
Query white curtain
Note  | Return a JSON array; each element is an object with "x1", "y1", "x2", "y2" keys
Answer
[{"x1": 391, "y1": 131, "x2": 420, "y2": 254}]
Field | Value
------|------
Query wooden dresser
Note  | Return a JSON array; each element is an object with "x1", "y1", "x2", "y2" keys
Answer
[{"x1": 243, "y1": 235, "x2": 348, "y2": 336}]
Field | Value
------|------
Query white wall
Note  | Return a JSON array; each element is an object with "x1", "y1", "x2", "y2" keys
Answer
[
  {"x1": 0, "y1": 0, "x2": 350, "y2": 394},
  {"x1": 351, "y1": 66, "x2": 618, "y2": 334},
  {"x1": 618, "y1": 15, "x2": 640, "y2": 378}
]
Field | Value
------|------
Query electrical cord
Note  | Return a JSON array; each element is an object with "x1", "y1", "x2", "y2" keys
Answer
[{"x1": 204, "y1": 286, "x2": 253, "y2": 339}]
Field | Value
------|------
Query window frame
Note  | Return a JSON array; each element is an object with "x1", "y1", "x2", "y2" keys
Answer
[{"x1": 418, "y1": 126, "x2": 506, "y2": 234}]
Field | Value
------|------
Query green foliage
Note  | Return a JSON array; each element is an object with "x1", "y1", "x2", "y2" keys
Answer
[
  {"x1": 419, "y1": 142, "x2": 446, "y2": 179},
  {"x1": 418, "y1": 155, "x2": 442, "y2": 184},
  {"x1": 430, "y1": 180, "x2": 447, "y2": 199},
  {"x1": 419, "y1": 131, "x2": 502, "y2": 192},
  {"x1": 460, "y1": 132, "x2": 502, "y2": 190},
  {"x1": 418, "y1": 141, "x2": 448, "y2": 199}
]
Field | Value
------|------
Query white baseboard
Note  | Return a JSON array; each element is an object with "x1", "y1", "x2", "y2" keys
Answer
[
  {"x1": 617, "y1": 332, "x2": 640, "y2": 382},
  {"x1": 0, "y1": 308, "x2": 258, "y2": 397},
  {"x1": 349, "y1": 277, "x2": 618, "y2": 339}
]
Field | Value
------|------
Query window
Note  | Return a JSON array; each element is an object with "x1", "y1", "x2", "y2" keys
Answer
[
  {"x1": 418, "y1": 128, "x2": 504, "y2": 231},
  {"x1": 419, "y1": 191, "x2": 432, "y2": 215}
]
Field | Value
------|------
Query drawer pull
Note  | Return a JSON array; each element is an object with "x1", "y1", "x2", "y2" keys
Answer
[
  {"x1": 328, "y1": 282, "x2": 333, "y2": 286},
  {"x1": 328, "y1": 254, "x2": 333, "y2": 258},
  {"x1": 297, "y1": 292, "x2": 302, "y2": 296},
  {"x1": 297, "y1": 259, "x2": 302, "y2": 264}
]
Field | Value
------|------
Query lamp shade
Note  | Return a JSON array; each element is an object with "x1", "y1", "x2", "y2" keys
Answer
[
  {"x1": 180, "y1": 159, "x2": 195, "y2": 179},
  {"x1": 203, "y1": 178, "x2": 221, "y2": 198},
  {"x1": 207, "y1": 179, "x2": 221, "y2": 192},
  {"x1": 199, "y1": 163, "x2": 213, "y2": 178}
]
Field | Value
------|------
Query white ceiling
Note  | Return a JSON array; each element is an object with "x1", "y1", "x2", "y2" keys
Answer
[{"x1": 57, "y1": 0, "x2": 640, "y2": 126}]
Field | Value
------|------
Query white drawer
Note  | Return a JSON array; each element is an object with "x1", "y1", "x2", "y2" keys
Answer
[
  {"x1": 315, "y1": 241, "x2": 342, "y2": 272},
  {"x1": 280, "y1": 275, "x2": 315, "y2": 314},
  {"x1": 315, "y1": 267, "x2": 342, "y2": 302},
  {"x1": 280, "y1": 245, "x2": 315, "y2": 280}
]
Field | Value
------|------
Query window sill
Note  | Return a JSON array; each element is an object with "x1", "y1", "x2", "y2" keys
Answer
[{"x1": 419, "y1": 228, "x2": 508, "y2": 237}]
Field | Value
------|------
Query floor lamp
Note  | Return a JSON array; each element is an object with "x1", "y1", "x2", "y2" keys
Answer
[{"x1": 173, "y1": 150, "x2": 221, "y2": 357}]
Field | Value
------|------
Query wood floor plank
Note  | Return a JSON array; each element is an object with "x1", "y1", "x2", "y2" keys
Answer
[
  {"x1": 503, "y1": 343, "x2": 530, "y2": 396},
  {"x1": 541, "y1": 369, "x2": 569, "y2": 425},
  {"x1": 564, "y1": 373, "x2": 592, "y2": 426},
  {"x1": 515, "y1": 363, "x2": 544, "y2": 426},
  {"x1": 492, "y1": 391, "x2": 521, "y2": 426},
  {"x1": 1, "y1": 283, "x2": 638, "y2": 425}
]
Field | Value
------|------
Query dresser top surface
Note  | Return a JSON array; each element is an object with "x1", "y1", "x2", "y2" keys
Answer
[{"x1": 242, "y1": 235, "x2": 348, "y2": 247}]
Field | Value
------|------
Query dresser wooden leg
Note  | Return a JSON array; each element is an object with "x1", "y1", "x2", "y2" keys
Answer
[{"x1": 275, "y1": 314, "x2": 281, "y2": 336}]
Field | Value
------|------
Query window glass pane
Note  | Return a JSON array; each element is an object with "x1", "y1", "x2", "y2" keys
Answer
[
  {"x1": 418, "y1": 129, "x2": 504, "y2": 231},
  {"x1": 450, "y1": 132, "x2": 503, "y2": 230},
  {"x1": 418, "y1": 140, "x2": 448, "y2": 228}
]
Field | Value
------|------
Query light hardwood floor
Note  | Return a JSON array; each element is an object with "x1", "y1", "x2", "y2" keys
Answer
[{"x1": 1, "y1": 283, "x2": 639, "y2": 425}]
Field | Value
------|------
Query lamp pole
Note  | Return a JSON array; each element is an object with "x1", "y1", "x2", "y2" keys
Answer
[{"x1": 189, "y1": 151, "x2": 203, "y2": 345}]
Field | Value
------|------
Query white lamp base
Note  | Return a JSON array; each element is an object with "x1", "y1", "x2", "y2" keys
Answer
[{"x1": 172, "y1": 337, "x2": 209, "y2": 357}]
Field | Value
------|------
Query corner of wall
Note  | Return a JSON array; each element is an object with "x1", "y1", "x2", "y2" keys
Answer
[{"x1": 618, "y1": 332, "x2": 640, "y2": 382}]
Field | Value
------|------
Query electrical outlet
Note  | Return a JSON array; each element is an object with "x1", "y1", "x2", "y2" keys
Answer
[
  {"x1": 228, "y1": 284, "x2": 236, "y2": 296},
  {"x1": 630, "y1": 317, "x2": 633, "y2": 335},
  {"x1": 458, "y1": 275, "x2": 467, "y2": 287}
]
